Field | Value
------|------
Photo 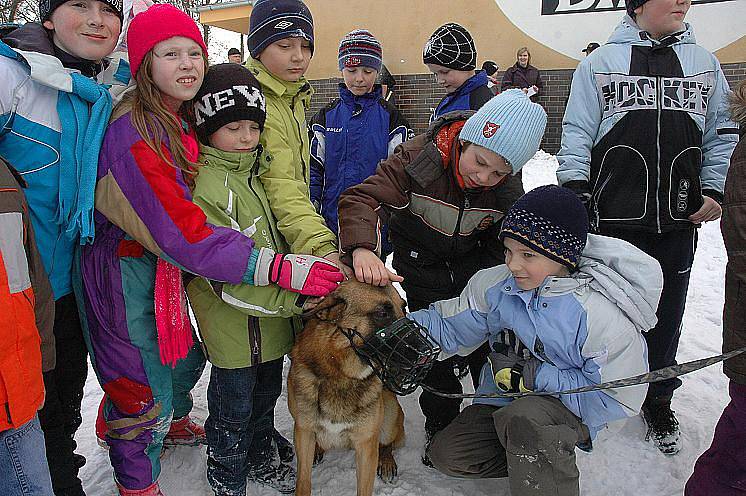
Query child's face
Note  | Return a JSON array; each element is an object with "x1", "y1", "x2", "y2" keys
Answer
[
  {"x1": 43, "y1": 0, "x2": 121, "y2": 62},
  {"x1": 635, "y1": 0, "x2": 690, "y2": 39},
  {"x1": 342, "y1": 66, "x2": 379, "y2": 96},
  {"x1": 150, "y1": 37, "x2": 205, "y2": 111},
  {"x1": 258, "y1": 38, "x2": 312, "y2": 82},
  {"x1": 208, "y1": 120, "x2": 261, "y2": 153},
  {"x1": 458, "y1": 143, "x2": 512, "y2": 189},
  {"x1": 504, "y1": 237, "x2": 569, "y2": 291},
  {"x1": 426, "y1": 63, "x2": 473, "y2": 94}
]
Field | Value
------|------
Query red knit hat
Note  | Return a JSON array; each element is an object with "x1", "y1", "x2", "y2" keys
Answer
[{"x1": 126, "y1": 4, "x2": 208, "y2": 78}]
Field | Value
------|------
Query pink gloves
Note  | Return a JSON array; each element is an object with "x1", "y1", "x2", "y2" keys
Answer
[{"x1": 254, "y1": 247, "x2": 344, "y2": 296}]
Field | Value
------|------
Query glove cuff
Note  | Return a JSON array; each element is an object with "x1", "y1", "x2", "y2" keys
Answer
[{"x1": 254, "y1": 247, "x2": 276, "y2": 286}]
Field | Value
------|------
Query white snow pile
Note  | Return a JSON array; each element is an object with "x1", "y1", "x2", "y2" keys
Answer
[{"x1": 78, "y1": 152, "x2": 729, "y2": 495}]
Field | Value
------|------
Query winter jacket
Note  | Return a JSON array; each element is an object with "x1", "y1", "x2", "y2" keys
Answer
[
  {"x1": 501, "y1": 63, "x2": 544, "y2": 101},
  {"x1": 338, "y1": 111, "x2": 524, "y2": 303},
  {"x1": 310, "y1": 84, "x2": 412, "y2": 254},
  {"x1": 411, "y1": 234, "x2": 661, "y2": 439},
  {"x1": 0, "y1": 157, "x2": 55, "y2": 432},
  {"x1": 721, "y1": 92, "x2": 746, "y2": 385},
  {"x1": 246, "y1": 58, "x2": 338, "y2": 258},
  {"x1": 187, "y1": 145, "x2": 300, "y2": 369},
  {"x1": 557, "y1": 16, "x2": 738, "y2": 234},
  {"x1": 431, "y1": 70, "x2": 494, "y2": 122},
  {"x1": 80, "y1": 110, "x2": 261, "y2": 371},
  {"x1": 0, "y1": 23, "x2": 129, "y2": 300}
]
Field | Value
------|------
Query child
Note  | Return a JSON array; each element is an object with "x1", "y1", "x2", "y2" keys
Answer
[
  {"x1": 245, "y1": 0, "x2": 339, "y2": 264},
  {"x1": 410, "y1": 185, "x2": 659, "y2": 496},
  {"x1": 557, "y1": 0, "x2": 738, "y2": 454},
  {"x1": 188, "y1": 63, "x2": 313, "y2": 495},
  {"x1": 79, "y1": 6, "x2": 341, "y2": 495},
  {"x1": 0, "y1": 156, "x2": 56, "y2": 496},
  {"x1": 337, "y1": 89, "x2": 545, "y2": 464},
  {"x1": 422, "y1": 23, "x2": 494, "y2": 122},
  {"x1": 0, "y1": 1, "x2": 125, "y2": 493},
  {"x1": 310, "y1": 29, "x2": 412, "y2": 259}
]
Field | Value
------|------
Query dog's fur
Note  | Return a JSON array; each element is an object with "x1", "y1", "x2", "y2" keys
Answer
[{"x1": 288, "y1": 280, "x2": 407, "y2": 496}]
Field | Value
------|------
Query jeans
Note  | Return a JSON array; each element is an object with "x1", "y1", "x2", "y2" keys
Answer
[
  {"x1": 205, "y1": 359, "x2": 284, "y2": 496},
  {"x1": 0, "y1": 415, "x2": 54, "y2": 496}
]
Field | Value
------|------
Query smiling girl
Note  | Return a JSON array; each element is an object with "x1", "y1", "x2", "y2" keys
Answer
[{"x1": 77, "y1": 5, "x2": 341, "y2": 495}]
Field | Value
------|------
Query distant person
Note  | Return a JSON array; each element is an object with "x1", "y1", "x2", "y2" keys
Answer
[
  {"x1": 501, "y1": 46, "x2": 543, "y2": 102},
  {"x1": 377, "y1": 63, "x2": 397, "y2": 102},
  {"x1": 227, "y1": 47, "x2": 242, "y2": 63},
  {"x1": 482, "y1": 60, "x2": 499, "y2": 94},
  {"x1": 582, "y1": 42, "x2": 600, "y2": 56}
]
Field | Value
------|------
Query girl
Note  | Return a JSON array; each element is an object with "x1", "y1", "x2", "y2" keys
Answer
[{"x1": 79, "y1": 5, "x2": 341, "y2": 495}]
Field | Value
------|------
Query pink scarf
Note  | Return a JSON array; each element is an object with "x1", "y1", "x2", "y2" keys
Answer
[{"x1": 154, "y1": 128, "x2": 200, "y2": 368}]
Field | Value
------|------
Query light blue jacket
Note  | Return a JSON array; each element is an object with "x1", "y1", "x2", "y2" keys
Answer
[{"x1": 410, "y1": 234, "x2": 662, "y2": 438}]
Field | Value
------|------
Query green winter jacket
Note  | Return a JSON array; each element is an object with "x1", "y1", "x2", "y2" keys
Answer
[
  {"x1": 187, "y1": 145, "x2": 301, "y2": 369},
  {"x1": 246, "y1": 58, "x2": 338, "y2": 258}
]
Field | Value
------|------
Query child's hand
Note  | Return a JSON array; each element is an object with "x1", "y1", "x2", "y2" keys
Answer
[
  {"x1": 352, "y1": 248, "x2": 404, "y2": 286},
  {"x1": 254, "y1": 248, "x2": 344, "y2": 296}
]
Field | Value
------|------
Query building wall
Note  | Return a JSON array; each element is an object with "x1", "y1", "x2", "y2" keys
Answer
[{"x1": 308, "y1": 62, "x2": 746, "y2": 155}]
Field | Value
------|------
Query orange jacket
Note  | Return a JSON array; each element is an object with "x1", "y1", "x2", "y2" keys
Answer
[{"x1": 0, "y1": 157, "x2": 54, "y2": 431}]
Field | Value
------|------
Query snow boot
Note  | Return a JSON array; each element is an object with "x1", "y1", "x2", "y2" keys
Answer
[
  {"x1": 163, "y1": 415, "x2": 207, "y2": 447},
  {"x1": 421, "y1": 427, "x2": 437, "y2": 467},
  {"x1": 247, "y1": 461, "x2": 296, "y2": 494},
  {"x1": 117, "y1": 481, "x2": 164, "y2": 496},
  {"x1": 642, "y1": 401, "x2": 681, "y2": 455}
]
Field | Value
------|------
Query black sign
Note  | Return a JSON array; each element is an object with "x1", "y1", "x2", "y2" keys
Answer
[{"x1": 542, "y1": 0, "x2": 736, "y2": 15}]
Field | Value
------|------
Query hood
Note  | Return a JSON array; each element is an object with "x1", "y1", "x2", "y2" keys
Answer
[
  {"x1": 577, "y1": 234, "x2": 663, "y2": 331},
  {"x1": 3, "y1": 22, "x2": 55, "y2": 56},
  {"x1": 246, "y1": 57, "x2": 313, "y2": 103},
  {"x1": 451, "y1": 70, "x2": 488, "y2": 97},
  {"x1": 730, "y1": 87, "x2": 746, "y2": 132},
  {"x1": 198, "y1": 144, "x2": 261, "y2": 175},
  {"x1": 607, "y1": 14, "x2": 696, "y2": 46},
  {"x1": 339, "y1": 83, "x2": 383, "y2": 107}
]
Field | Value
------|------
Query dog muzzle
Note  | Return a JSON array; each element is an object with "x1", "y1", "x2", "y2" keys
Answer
[{"x1": 341, "y1": 317, "x2": 441, "y2": 396}]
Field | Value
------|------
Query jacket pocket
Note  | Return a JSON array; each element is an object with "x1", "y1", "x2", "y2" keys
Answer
[
  {"x1": 668, "y1": 147, "x2": 703, "y2": 221},
  {"x1": 593, "y1": 145, "x2": 649, "y2": 222}
]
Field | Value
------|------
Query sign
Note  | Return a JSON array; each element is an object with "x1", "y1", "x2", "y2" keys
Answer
[{"x1": 494, "y1": 0, "x2": 745, "y2": 60}]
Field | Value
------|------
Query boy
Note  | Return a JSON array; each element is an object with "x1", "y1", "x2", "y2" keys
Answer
[
  {"x1": 423, "y1": 23, "x2": 494, "y2": 122},
  {"x1": 410, "y1": 185, "x2": 660, "y2": 496},
  {"x1": 310, "y1": 29, "x2": 412, "y2": 259},
  {"x1": 189, "y1": 63, "x2": 338, "y2": 495},
  {"x1": 0, "y1": 156, "x2": 56, "y2": 496},
  {"x1": 0, "y1": 1, "x2": 125, "y2": 493},
  {"x1": 337, "y1": 90, "x2": 545, "y2": 464},
  {"x1": 556, "y1": 0, "x2": 738, "y2": 454}
]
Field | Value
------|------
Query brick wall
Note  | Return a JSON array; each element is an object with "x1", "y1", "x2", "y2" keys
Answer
[{"x1": 309, "y1": 62, "x2": 746, "y2": 155}]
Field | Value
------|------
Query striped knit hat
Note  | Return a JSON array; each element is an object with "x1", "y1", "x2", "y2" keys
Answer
[
  {"x1": 499, "y1": 185, "x2": 589, "y2": 271},
  {"x1": 459, "y1": 89, "x2": 547, "y2": 173},
  {"x1": 338, "y1": 30, "x2": 382, "y2": 72},
  {"x1": 247, "y1": 0, "x2": 314, "y2": 59}
]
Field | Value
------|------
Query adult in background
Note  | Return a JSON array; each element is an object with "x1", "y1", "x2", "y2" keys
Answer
[
  {"x1": 501, "y1": 47, "x2": 543, "y2": 102},
  {"x1": 685, "y1": 80, "x2": 746, "y2": 496},
  {"x1": 227, "y1": 47, "x2": 242, "y2": 63},
  {"x1": 556, "y1": 0, "x2": 738, "y2": 455},
  {"x1": 482, "y1": 60, "x2": 499, "y2": 94}
]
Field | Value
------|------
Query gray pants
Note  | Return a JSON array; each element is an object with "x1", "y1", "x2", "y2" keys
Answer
[{"x1": 428, "y1": 398, "x2": 590, "y2": 496}]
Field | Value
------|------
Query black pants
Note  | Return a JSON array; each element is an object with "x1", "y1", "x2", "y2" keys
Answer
[
  {"x1": 408, "y1": 297, "x2": 490, "y2": 435},
  {"x1": 38, "y1": 293, "x2": 88, "y2": 495},
  {"x1": 602, "y1": 227, "x2": 697, "y2": 403}
]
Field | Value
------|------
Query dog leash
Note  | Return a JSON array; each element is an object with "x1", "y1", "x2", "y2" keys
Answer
[{"x1": 420, "y1": 346, "x2": 746, "y2": 399}]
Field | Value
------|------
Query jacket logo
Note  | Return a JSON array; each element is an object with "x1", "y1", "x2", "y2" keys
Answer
[
  {"x1": 482, "y1": 122, "x2": 500, "y2": 138},
  {"x1": 677, "y1": 179, "x2": 690, "y2": 213},
  {"x1": 274, "y1": 21, "x2": 293, "y2": 30},
  {"x1": 476, "y1": 215, "x2": 495, "y2": 231}
]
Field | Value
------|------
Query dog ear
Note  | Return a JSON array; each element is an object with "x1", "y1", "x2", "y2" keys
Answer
[{"x1": 303, "y1": 295, "x2": 347, "y2": 323}]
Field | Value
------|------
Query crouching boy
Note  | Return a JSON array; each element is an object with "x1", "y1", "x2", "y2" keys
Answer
[{"x1": 409, "y1": 185, "x2": 661, "y2": 496}]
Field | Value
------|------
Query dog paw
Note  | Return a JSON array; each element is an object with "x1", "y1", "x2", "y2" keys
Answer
[{"x1": 377, "y1": 459, "x2": 398, "y2": 484}]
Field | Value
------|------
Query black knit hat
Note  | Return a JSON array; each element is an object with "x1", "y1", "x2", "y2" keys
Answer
[
  {"x1": 39, "y1": 0, "x2": 123, "y2": 21},
  {"x1": 499, "y1": 185, "x2": 589, "y2": 271},
  {"x1": 247, "y1": 0, "x2": 314, "y2": 59},
  {"x1": 422, "y1": 23, "x2": 476, "y2": 71},
  {"x1": 626, "y1": 0, "x2": 649, "y2": 17},
  {"x1": 193, "y1": 63, "x2": 266, "y2": 144},
  {"x1": 228, "y1": 47, "x2": 241, "y2": 56}
]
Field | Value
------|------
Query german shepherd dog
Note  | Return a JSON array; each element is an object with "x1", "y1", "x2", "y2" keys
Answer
[{"x1": 288, "y1": 279, "x2": 407, "y2": 496}]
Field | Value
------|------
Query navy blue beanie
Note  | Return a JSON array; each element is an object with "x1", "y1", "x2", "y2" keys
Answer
[
  {"x1": 247, "y1": 0, "x2": 314, "y2": 59},
  {"x1": 626, "y1": 0, "x2": 649, "y2": 17},
  {"x1": 499, "y1": 185, "x2": 589, "y2": 271}
]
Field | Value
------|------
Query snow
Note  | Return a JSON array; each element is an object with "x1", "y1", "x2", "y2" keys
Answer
[{"x1": 77, "y1": 152, "x2": 729, "y2": 495}]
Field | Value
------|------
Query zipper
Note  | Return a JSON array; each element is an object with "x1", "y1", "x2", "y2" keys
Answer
[
  {"x1": 290, "y1": 93, "x2": 309, "y2": 183},
  {"x1": 5, "y1": 403, "x2": 11, "y2": 425},
  {"x1": 656, "y1": 75, "x2": 662, "y2": 234},
  {"x1": 444, "y1": 260, "x2": 455, "y2": 285},
  {"x1": 247, "y1": 161, "x2": 281, "y2": 250},
  {"x1": 247, "y1": 316, "x2": 261, "y2": 364}
]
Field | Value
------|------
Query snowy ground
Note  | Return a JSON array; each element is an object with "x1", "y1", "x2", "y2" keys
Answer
[{"x1": 78, "y1": 152, "x2": 729, "y2": 495}]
